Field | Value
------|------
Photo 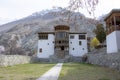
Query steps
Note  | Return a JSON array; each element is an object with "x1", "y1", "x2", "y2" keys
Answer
[{"x1": 49, "y1": 55, "x2": 71, "y2": 63}]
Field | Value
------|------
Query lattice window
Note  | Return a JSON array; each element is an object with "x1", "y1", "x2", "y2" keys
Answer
[
  {"x1": 39, "y1": 34, "x2": 48, "y2": 39},
  {"x1": 70, "y1": 35, "x2": 74, "y2": 39},
  {"x1": 79, "y1": 35, "x2": 86, "y2": 39}
]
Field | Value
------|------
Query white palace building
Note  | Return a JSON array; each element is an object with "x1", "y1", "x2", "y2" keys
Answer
[
  {"x1": 37, "y1": 25, "x2": 88, "y2": 59},
  {"x1": 104, "y1": 9, "x2": 120, "y2": 53}
]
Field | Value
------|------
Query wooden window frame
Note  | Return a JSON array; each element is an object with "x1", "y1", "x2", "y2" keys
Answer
[{"x1": 79, "y1": 35, "x2": 86, "y2": 39}]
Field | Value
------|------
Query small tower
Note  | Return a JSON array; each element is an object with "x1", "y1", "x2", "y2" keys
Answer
[
  {"x1": 54, "y1": 25, "x2": 70, "y2": 58},
  {"x1": 104, "y1": 9, "x2": 120, "y2": 53}
]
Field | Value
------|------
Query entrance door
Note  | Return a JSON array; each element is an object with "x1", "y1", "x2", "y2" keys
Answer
[{"x1": 61, "y1": 46, "x2": 64, "y2": 50}]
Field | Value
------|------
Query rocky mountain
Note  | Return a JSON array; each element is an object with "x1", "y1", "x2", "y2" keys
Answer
[{"x1": 0, "y1": 7, "x2": 97, "y2": 55}]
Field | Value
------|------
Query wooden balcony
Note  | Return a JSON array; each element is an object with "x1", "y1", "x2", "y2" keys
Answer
[
  {"x1": 116, "y1": 25, "x2": 120, "y2": 30},
  {"x1": 106, "y1": 26, "x2": 120, "y2": 35}
]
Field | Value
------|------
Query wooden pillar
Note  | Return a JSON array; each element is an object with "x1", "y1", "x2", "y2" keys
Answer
[{"x1": 113, "y1": 16, "x2": 116, "y2": 30}]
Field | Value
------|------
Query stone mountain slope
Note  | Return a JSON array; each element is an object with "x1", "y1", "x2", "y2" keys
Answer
[{"x1": 0, "y1": 8, "x2": 97, "y2": 55}]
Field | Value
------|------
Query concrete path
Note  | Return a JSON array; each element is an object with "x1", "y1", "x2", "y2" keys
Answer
[{"x1": 36, "y1": 63, "x2": 63, "y2": 80}]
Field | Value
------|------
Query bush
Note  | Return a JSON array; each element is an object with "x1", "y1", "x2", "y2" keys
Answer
[{"x1": 90, "y1": 37, "x2": 100, "y2": 48}]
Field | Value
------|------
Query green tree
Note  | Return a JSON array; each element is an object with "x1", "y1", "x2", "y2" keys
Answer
[
  {"x1": 90, "y1": 37, "x2": 100, "y2": 48},
  {"x1": 94, "y1": 24, "x2": 106, "y2": 43}
]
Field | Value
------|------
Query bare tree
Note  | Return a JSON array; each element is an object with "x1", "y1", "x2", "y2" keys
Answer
[
  {"x1": 65, "y1": 0, "x2": 98, "y2": 17},
  {"x1": 54, "y1": 0, "x2": 99, "y2": 31}
]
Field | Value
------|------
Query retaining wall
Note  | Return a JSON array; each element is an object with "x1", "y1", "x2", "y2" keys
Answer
[
  {"x1": 0, "y1": 55, "x2": 31, "y2": 67},
  {"x1": 86, "y1": 50, "x2": 120, "y2": 71}
]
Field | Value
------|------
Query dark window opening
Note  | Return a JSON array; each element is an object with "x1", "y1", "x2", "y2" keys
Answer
[
  {"x1": 79, "y1": 35, "x2": 86, "y2": 39},
  {"x1": 56, "y1": 32, "x2": 67, "y2": 38},
  {"x1": 39, "y1": 48, "x2": 42, "y2": 53},
  {"x1": 39, "y1": 34, "x2": 48, "y2": 39},
  {"x1": 116, "y1": 21, "x2": 120, "y2": 25},
  {"x1": 116, "y1": 16, "x2": 120, "y2": 25},
  {"x1": 53, "y1": 41, "x2": 54, "y2": 44},
  {"x1": 59, "y1": 41, "x2": 61, "y2": 44},
  {"x1": 70, "y1": 35, "x2": 74, "y2": 39},
  {"x1": 61, "y1": 46, "x2": 64, "y2": 50},
  {"x1": 73, "y1": 48, "x2": 74, "y2": 50},
  {"x1": 79, "y1": 41, "x2": 82, "y2": 45}
]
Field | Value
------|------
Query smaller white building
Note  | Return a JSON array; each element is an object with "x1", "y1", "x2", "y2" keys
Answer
[
  {"x1": 37, "y1": 25, "x2": 88, "y2": 59},
  {"x1": 69, "y1": 33, "x2": 88, "y2": 56},
  {"x1": 104, "y1": 9, "x2": 120, "y2": 53},
  {"x1": 37, "y1": 33, "x2": 55, "y2": 58}
]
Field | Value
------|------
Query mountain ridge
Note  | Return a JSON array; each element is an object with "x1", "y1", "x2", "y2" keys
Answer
[{"x1": 0, "y1": 7, "x2": 97, "y2": 55}]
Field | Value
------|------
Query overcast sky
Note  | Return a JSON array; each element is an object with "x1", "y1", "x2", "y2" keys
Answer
[{"x1": 0, "y1": 0, "x2": 120, "y2": 25}]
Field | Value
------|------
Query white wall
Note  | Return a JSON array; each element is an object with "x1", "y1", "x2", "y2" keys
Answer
[
  {"x1": 69, "y1": 34, "x2": 88, "y2": 56},
  {"x1": 116, "y1": 31, "x2": 120, "y2": 52},
  {"x1": 37, "y1": 34, "x2": 54, "y2": 58},
  {"x1": 107, "y1": 31, "x2": 118, "y2": 53}
]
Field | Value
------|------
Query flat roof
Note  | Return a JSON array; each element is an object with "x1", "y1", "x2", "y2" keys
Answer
[
  {"x1": 104, "y1": 9, "x2": 120, "y2": 21},
  {"x1": 38, "y1": 31, "x2": 86, "y2": 34},
  {"x1": 38, "y1": 32, "x2": 54, "y2": 34},
  {"x1": 69, "y1": 32, "x2": 86, "y2": 34}
]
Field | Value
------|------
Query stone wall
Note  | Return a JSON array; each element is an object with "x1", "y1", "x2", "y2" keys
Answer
[
  {"x1": 0, "y1": 55, "x2": 31, "y2": 67},
  {"x1": 86, "y1": 48, "x2": 120, "y2": 71}
]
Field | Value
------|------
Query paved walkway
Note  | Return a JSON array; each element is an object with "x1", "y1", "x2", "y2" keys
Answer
[{"x1": 36, "y1": 63, "x2": 63, "y2": 80}]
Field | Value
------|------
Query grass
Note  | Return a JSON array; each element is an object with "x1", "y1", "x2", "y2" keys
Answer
[
  {"x1": 0, "y1": 63, "x2": 55, "y2": 80},
  {"x1": 58, "y1": 63, "x2": 120, "y2": 80}
]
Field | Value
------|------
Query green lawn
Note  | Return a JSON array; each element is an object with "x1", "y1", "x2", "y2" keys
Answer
[
  {"x1": 0, "y1": 63, "x2": 55, "y2": 80},
  {"x1": 59, "y1": 63, "x2": 120, "y2": 80}
]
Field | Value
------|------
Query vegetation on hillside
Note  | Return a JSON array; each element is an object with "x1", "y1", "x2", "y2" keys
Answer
[
  {"x1": 94, "y1": 23, "x2": 106, "y2": 43},
  {"x1": 90, "y1": 37, "x2": 100, "y2": 48}
]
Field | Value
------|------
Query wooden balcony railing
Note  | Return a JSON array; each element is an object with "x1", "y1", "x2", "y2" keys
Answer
[
  {"x1": 116, "y1": 25, "x2": 120, "y2": 30},
  {"x1": 106, "y1": 26, "x2": 120, "y2": 35}
]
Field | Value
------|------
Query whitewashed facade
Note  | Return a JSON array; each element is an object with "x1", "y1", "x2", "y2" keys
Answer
[
  {"x1": 37, "y1": 25, "x2": 88, "y2": 58},
  {"x1": 69, "y1": 34, "x2": 88, "y2": 56},
  {"x1": 37, "y1": 34, "x2": 55, "y2": 58},
  {"x1": 107, "y1": 31, "x2": 120, "y2": 53},
  {"x1": 104, "y1": 9, "x2": 120, "y2": 53}
]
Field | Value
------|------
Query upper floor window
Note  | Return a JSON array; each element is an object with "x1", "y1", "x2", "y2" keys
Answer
[
  {"x1": 56, "y1": 32, "x2": 67, "y2": 38},
  {"x1": 79, "y1": 34, "x2": 86, "y2": 39},
  {"x1": 39, "y1": 34, "x2": 48, "y2": 39},
  {"x1": 70, "y1": 35, "x2": 74, "y2": 39}
]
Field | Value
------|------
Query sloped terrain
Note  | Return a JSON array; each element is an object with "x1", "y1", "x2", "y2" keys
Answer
[{"x1": 0, "y1": 7, "x2": 97, "y2": 55}]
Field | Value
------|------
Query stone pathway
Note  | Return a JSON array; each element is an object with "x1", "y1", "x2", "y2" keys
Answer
[{"x1": 36, "y1": 63, "x2": 63, "y2": 80}]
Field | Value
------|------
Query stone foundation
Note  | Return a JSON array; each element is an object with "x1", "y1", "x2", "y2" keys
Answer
[
  {"x1": 0, "y1": 55, "x2": 31, "y2": 67},
  {"x1": 86, "y1": 48, "x2": 120, "y2": 71},
  {"x1": 34, "y1": 55, "x2": 83, "y2": 63}
]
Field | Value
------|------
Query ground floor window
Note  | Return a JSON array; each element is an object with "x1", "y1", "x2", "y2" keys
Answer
[
  {"x1": 79, "y1": 41, "x2": 82, "y2": 45},
  {"x1": 39, "y1": 48, "x2": 42, "y2": 53}
]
